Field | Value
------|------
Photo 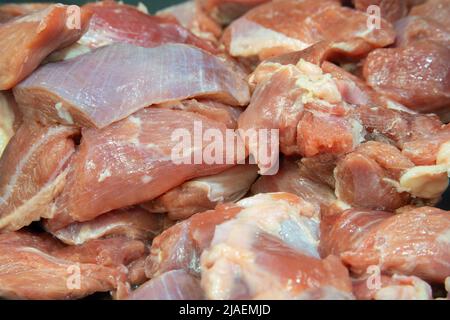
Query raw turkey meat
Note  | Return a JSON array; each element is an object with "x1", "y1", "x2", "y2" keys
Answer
[
  {"x1": 0, "y1": 3, "x2": 50, "y2": 23},
  {"x1": 127, "y1": 269, "x2": 204, "y2": 300},
  {"x1": 50, "y1": 207, "x2": 170, "y2": 245},
  {"x1": 321, "y1": 207, "x2": 450, "y2": 283},
  {"x1": 142, "y1": 164, "x2": 258, "y2": 220},
  {"x1": 0, "y1": 4, "x2": 92, "y2": 90},
  {"x1": 200, "y1": 193, "x2": 353, "y2": 299},
  {"x1": 222, "y1": 0, "x2": 395, "y2": 60},
  {"x1": 46, "y1": 108, "x2": 241, "y2": 231},
  {"x1": 14, "y1": 43, "x2": 250, "y2": 128},
  {"x1": 0, "y1": 122, "x2": 77, "y2": 232},
  {"x1": 157, "y1": 0, "x2": 222, "y2": 42},
  {"x1": 353, "y1": 0, "x2": 408, "y2": 23},
  {"x1": 0, "y1": 231, "x2": 145, "y2": 299}
]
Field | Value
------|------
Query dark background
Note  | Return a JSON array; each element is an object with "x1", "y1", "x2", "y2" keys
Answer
[{"x1": 1, "y1": 0, "x2": 449, "y2": 209}]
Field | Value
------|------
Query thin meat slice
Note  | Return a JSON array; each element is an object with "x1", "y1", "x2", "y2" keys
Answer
[
  {"x1": 157, "y1": 0, "x2": 222, "y2": 42},
  {"x1": 14, "y1": 43, "x2": 250, "y2": 128},
  {"x1": 0, "y1": 122, "x2": 77, "y2": 232},
  {"x1": 50, "y1": 207, "x2": 169, "y2": 245},
  {"x1": 200, "y1": 193, "x2": 353, "y2": 299},
  {"x1": 363, "y1": 41, "x2": 450, "y2": 114},
  {"x1": 0, "y1": 92, "x2": 17, "y2": 158},
  {"x1": 321, "y1": 207, "x2": 450, "y2": 283},
  {"x1": 46, "y1": 108, "x2": 241, "y2": 231},
  {"x1": 145, "y1": 203, "x2": 242, "y2": 278},
  {"x1": 353, "y1": 274, "x2": 432, "y2": 300},
  {"x1": 222, "y1": 0, "x2": 395, "y2": 60},
  {"x1": 0, "y1": 231, "x2": 145, "y2": 300},
  {"x1": 198, "y1": 0, "x2": 270, "y2": 25},
  {"x1": 0, "y1": 3, "x2": 50, "y2": 22},
  {"x1": 334, "y1": 141, "x2": 415, "y2": 211},
  {"x1": 0, "y1": 4, "x2": 92, "y2": 90},
  {"x1": 127, "y1": 270, "x2": 204, "y2": 300},
  {"x1": 142, "y1": 165, "x2": 258, "y2": 220}
]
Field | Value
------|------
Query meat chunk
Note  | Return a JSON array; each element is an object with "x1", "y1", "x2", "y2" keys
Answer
[
  {"x1": 157, "y1": 0, "x2": 222, "y2": 42},
  {"x1": 334, "y1": 141, "x2": 414, "y2": 211},
  {"x1": 142, "y1": 165, "x2": 258, "y2": 220},
  {"x1": 0, "y1": 3, "x2": 50, "y2": 23},
  {"x1": 0, "y1": 4, "x2": 91, "y2": 90},
  {"x1": 0, "y1": 231, "x2": 145, "y2": 299},
  {"x1": 363, "y1": 41, "x2": 450, "y2": 114},
  {"x1": 50, "y1": 207, "x2": 169, "y2": 245},
  {"x1": 200, "y1": 193, "x2": 353, "y2": 299},
  {"x1": 222, "y1": 0, "x2": 395, "y2": 60},
  {"x1": 127, "y1": 270, "x2": 204, "y2": 300},
  {"x1": 321, "y1": 207, "x2": 450, "y2": 283},
  {"x1": 0, "y1": 92, "x2": 17, "y2": 158},
  {"x1": 14, "y1": 43, "x2": 250, "y2": 128},
  {"x1": 0, "y1": 122, "x2": 77, "y2": 232},
  {"x1": 46, "y1": 108, "x2": 240, "y2": 230}
]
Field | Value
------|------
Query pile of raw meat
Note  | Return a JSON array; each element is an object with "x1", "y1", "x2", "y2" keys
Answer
[{"x1": 0, "y1": 0, "x2": 449, "y2": 300}]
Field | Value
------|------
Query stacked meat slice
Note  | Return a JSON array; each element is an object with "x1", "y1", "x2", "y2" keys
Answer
[{"x1": 0, "y1": 0, "x2": 448, "y2": 300}]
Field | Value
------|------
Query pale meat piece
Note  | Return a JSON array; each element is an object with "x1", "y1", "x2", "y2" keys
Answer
[
  {"x1": 363, "y1": 41, "x2": 450, "y2": 114},
  {"x1": 222, "y1": 0, "x2": 395, "y2": 60},
  {"x1": 352, "y1": 274, "x2": 432, "y2": 300},
  {"x1": 50, "y1": 207, "x2": 169, "y2": 245},
  {"x1": 157, "y1": 0, "x2": 222, "y2": 42},
  {"x1": 200, "y1": 193, "x2": 354, "y2": 299},
  {"x1": 238, "y1": 59, "x2": 365, "y2": 172},
  {"x1": 0, "y1": 231, "x2": 145, "y2": 300},
  {"x1": 198, "y1": 0, "x2": 270, "y2": 25},
  {"x1": 353, "y1": 0, "x2": 408, "y2": 23},
  {"x1": 0, "y1": 92, "x2": 17, "y2": 158},
  {"x1": 145, "y1": 203, "x2": 242, "y2": 278},
  {"x1": 0, "y1": 3, "x2": 50, "y2": 22},
  {"x1": 142, "y1": 165, "x2": 258, "y2": 220},
  {"x1": 334, "y1": 141, "x2": 414, "y2": 211},
  {"x1": 250, "y1": 157, "x2": 341, "y2": 216},
  {"x1": 321, "y1": 207, "x2": 450, "y2": 283},
  {"x1": 14, "y1": 43, "x2": 250, "y2": 128},
  {"x1": 127, "y1": 270, "x2": 204, "y2": 300},
  {"x1": 45, "y1": 108, "x2": 240, "y2": 231},
  {"x1": 409, "y1": 0, "x2": 450, "y2": 28},
  {"x1": 81, "y1": 1, "x2": 218, "y2": 53},
  {"x1": 0, "y1": 122, "x2": 77, "y2": 232},
  {"x1": 0, "y1": 4, "x2": 92, "y2": 90}
]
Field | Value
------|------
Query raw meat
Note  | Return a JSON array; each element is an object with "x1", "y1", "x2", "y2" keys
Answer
[
  {"x1": 157, "y1": 0, "x2": 222, "y2": 42},
  {"x1": 146, "y1": 203, "x2": 242, "y2": 278},
  {"x1": 198, "y1": 0, "x2": 270, "y2": 25},
  {"x1": 353, "y1": 0, "x2": 408, "y2": 23},
  {"x1": 50, "y1": 207, "x2": 169, "y2": 245},
  {"x1": 321, "y1": 207, "x2": 450, "y2": 283},
  {"x1": 0, "y1": 231, "x2": 145, "y2": 299},
  {"x1": 0, "y1": 122, "x2": 77, "y2": 232},
  {"x1": 0, "y1": 4, "x2": 91, "y2": 90},
  {"x1": 127, "y1": 270, "x2": 204, "y2": 300},
  {"x1": 353, "y1": 274, "x2": 432, "y2": 300},
  {"x1": 46, "y1": 108, "x2": 241, "y2": 230},
  {"x1": 142, "y1": 165, "x2": 258, "y2": 220},
  {"x1": 222, "y1": 0, "x2": 395, "y2": 60},
  {"x1": 0, "y1": 92, "x2": 17, "y2": 157},
  {"x1": 363, "y1": 41, "x2": 450, "y2": 114},
  {"x1": 0, "y1": 3, "x2": 50, "y2": 23},
  {"x1": 14, "y1": 43, "x2": 250, "y2": 128},
  {"x1": 200, "y1": 193, "x2": 354, "y2": 299}
]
